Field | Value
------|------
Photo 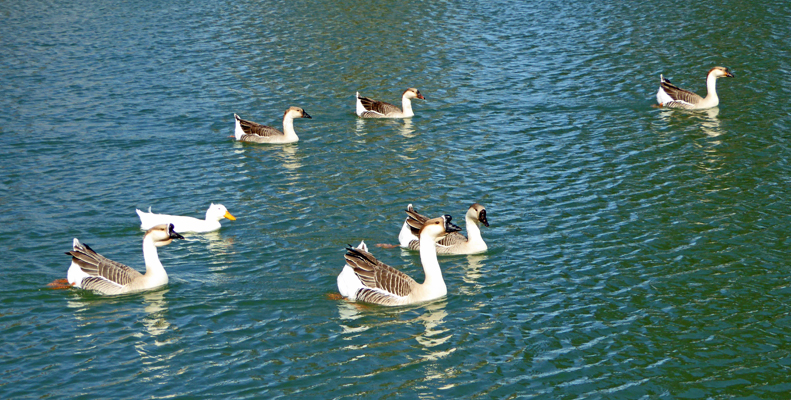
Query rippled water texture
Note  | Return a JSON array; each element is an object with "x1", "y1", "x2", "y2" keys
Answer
[{"x1": 2, "y1": 0, "x2": 791, "y2": 398}]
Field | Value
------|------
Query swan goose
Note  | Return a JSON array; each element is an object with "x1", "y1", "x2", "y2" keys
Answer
[
  {"x1": 398, "y1": 203, "x2": 489, "y2": 255},
  {"x1": 234, "y1": 107, "x2": 311, "y2": 144},
  {"x1": 66, "y1": 224, "x2": 184, "y2": 295},
  {"x1": 656, "y1": 66, "x2": 734, "y2": 109},
  {"x1": 355, "y1": 88, "x2": 425, "y2": 118},
  {"x1": 136, "y1": 203, "x2": 235, "y2": 233},
  {"x1": 337, "y1": 215, "x2": 461, "y2": 306}
]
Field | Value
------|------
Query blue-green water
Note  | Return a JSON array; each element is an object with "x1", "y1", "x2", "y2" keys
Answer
[{"x1": 2, "y1": 0, "x2": 791, "y2": 398}]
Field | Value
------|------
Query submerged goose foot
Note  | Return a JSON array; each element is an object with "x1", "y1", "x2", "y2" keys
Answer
[
  {"x1": 374, "y1": 243, "x2": 400, "y2": 249},
  {"x1": 47, "y1": 278, "x2": 74, "y2": 290}
]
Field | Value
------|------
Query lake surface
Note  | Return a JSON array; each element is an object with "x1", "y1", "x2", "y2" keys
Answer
[{"x1": 2, "y1": 0, "x2": 791, "y2": 398}]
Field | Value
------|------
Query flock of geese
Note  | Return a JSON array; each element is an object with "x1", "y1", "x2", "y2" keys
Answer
[{"x1": 56, "y1": 67, "x2": 733, "y2": 305}]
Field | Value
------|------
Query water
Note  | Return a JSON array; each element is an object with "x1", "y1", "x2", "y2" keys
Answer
[{"x1": 2, "y1": 0, "x2": 791, "y2": 398}]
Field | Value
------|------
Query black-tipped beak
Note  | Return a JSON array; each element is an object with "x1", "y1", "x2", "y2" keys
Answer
[
  {"x1": 168, "y1": 224, "x2": 185, "y2": 240},
  {"x1": 479, "y1": 210, "x2": 489, "y2": 227},
  {"x1": 726, "y1": 71, "x2": 735, "y2": 78},
  {"x1": 302, "y1": 110, "x2": 312, "y2": 119},
  {"x1": 443, "y1": 214, "x2": 462, "y2": 233}
]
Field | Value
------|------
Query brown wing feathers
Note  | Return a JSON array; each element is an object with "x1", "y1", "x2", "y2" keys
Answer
[
  {"x1": 660, "y1": 77, "x2": 702, "y2": 105},
  {"x1": 405, "y1": 206, "x2": 429, "y2": 235},
  {"x1": 236, "y1": 115, "x2": 282, "y2": 138},
  {"x1": 344, "y1": 246, "x2": 415, "y2": 298},
  {"x1": 359, "y1": 96, "x2": 402, "y2": 116},
  {"x1": 68, "y1": 242, "x2": 142, "y2": 286}
]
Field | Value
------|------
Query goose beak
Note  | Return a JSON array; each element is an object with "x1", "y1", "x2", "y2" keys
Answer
[
  {"x1": 302, "y1": 110, "x2": 312, "y2": 119},
  {"x1": 224, "y1": 211, "x2": 236, "y2": 221},
  {"x1": 167, "y1": 224, "x2": 185, "y2": 240},
  {"x1": 417, "y1": 93, "x2": 425, "y2": 100},
  {"x1": 479, "y1": 210, "x2": 489, "y2": 227},
  {"x1": 726, "y1": 71, "x2": 735, "y2": 78}
]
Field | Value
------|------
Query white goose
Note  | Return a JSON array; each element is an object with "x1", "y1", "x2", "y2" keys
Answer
[
  {"x1": 355, "y1": 88, "x2": 425, "y2": 118},
  {"x1": 656, "y1": 66, "x2": 734, "y2": 109},
  {"x1": 234, "y1": 107, "x2": 311, "y2": 144},
  {"x1": 66, "y1": 224, "x2": 184, "y2": 295},
  {"x1": 136, "y1": 203, "x2": 235, "y2": 233},
  {"x1": 398, "y1": 203, "x2": 489, "y2": 255},
  {"x1": 337, "y1": 215, "x2": 461, "y2": 306}
]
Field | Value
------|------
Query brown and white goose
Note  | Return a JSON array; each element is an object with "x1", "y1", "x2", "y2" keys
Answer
[
  {"x1": 656, "y1": 66, "x2": 734, "y2": 109},
  {"x1": 355, "y1": 88, "x2": 425, "y2": 118},
  {"x1": 398, "y1": 203, "x2": 489, "y2": 255},
  {"x1": 234, "y1": 107, "x2": 311, "y2": 144},
  {"x1": 65, "y1": 224, "x2": 184, "y2": 295},
  {"x1": 336, "y1": 215, "x2": 461, "y2": 306}
]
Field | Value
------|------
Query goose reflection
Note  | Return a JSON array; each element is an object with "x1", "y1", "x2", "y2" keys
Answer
[
  {"x1": 457, "y1": 254, "x2": 488, "y2": 297},
  {"x1": 336, "y1": 300, "x2": 452, "y2": 359},
  {"x1": 273, "y1": 144, "x2": 303, "y2": 171},
  {"x1": 398, "y1": 118, "x2": 416, "y2": 138},
  {"x1": 698, "y1": 107, "x2": 723, "y2": 138},
  {"x1": 137, "y1": 290, "x2": 172, "y2": 339}
]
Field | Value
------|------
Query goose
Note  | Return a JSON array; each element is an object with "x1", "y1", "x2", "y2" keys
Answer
[
  {"x1": 234, "y1": 107, "x2": 311, "y2": 143},
  {"x1": 337, "y1": 215, "x2": 461, "y2": 306},
  {"x1": 65, "y1": 224, "x2": 184, "y2": 295},
  {"x1": 398, "y1": 203, "x2": 489, "y2": 255},
  {"x1": 656, "y1": 66, "x2": 734, "y2": 109},
  {"x1": 355, "y1": 88, "x2": 425, "y2": 118},
  {"x1": 136, "y1": 203, "x2": 235, "y2": 233}
]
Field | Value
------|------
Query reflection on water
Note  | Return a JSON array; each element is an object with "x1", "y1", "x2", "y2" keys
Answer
[
  {"x1": 414, "y1": 301, "x2": 452, "y2": 354},
  {"x1": 699, "y1": 107, "x2": 722, "y2": 138},
  {"x1": 657, "y1": 107, "x2": 723, "y2": 139},
  {"x1": 354, "y1": 118, "x2": 366, "y2": 137},
  {"x1": 65, "y1": 288, "x2": 175, "y2": 341},
  {"x1": 180, "y1": 231, "x2": 235, "y2": 260},
  {"x1": 398, "y1": 119, "x2": 416, "y2": 138},
  {"x1": 337, "y1": 300, "x2": 452, "y2": 359},
  {"x1": 273, "y1": 144, "x2": 303, "y2": 172},
  {"x1": 138, "y1": 290, "x2": 171, "y2": 339},
  {"x1": 457, "y1": 254, "x2": 488, "y2": 297}
]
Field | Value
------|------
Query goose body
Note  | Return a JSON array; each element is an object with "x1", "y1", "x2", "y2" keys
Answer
[
  {"x1": 136, "y1": 203, "x2": 235, "y2": 233},
  {"x1": 398, "y1": 203, "x2": 489, "y2": 255},
  {"x1": 234, "y1": 107, "x2": 311, "y2": 144},
  {"x1": 337, "y1": 215, "x2": 461, "y2": 306},
  {"x1": 656, "y1": 66, "x2": 734, "y2": 109},
  {"x1": 355, "y1": 88, "x2": 425, "y2": 118},
  {"x1": 66, "y1": 224, "x2": 184, "y2": 295}
]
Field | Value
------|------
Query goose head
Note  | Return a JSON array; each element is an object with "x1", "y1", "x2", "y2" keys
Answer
[
  {"x1": 206, "y1": 203, "x2": 236, "y2": 222},
  {"x1": 284, "y1": 106, "x2": 312, "y2": 120},
  {"x1": 403, "y1": 88, "x2": 425, "y2": 100},
  {"x1": 147, "y1": 223, "x2": 185, "y2": 247},
  {"x1": 420, "y1": 214, "x2": 462, "y2": 242},
  {"x1": 708, "y1": 66, "x2": 734, "y2": 79},
  {"x1": 468, "y1": 203, "x2": 489, "y2": 227}
]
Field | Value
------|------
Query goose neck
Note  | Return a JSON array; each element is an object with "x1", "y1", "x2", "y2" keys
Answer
[
  {"x1": 419, "y1": 234, "x2": 445, "y2": 289},
  {"x1": 142, "y1": 235, "x2": 165, "y2": 277},
  {"x1": 282, "y1": 115, "x2": 299, "y2": 141},
  {"x1": 401, "y1": 97, "x2": 415, "y2": 117},
  {"x1": 704, "y1": 73, "x2": 720, "y2": 104},
  {"x1": 466, "y1": 214, "x2": 485, "y2": 245}
]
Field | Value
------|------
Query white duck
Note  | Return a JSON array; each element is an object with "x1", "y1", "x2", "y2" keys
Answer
[
  {"x1": 656, "y1": 66, "x2": 734, "y2": 109},
  {"x1": 337, "y1": 215, "x2": 461, "y2": 306},
  {"x1": 355, "y1": 88, "x2": 425, "y2": 118},
  {"x1": 398, "y1": 203, "x2": 489, "y2": 255},
  {"x1": 65, "y1": 224, "x2": 184, "y2": 295},
  {"x1": 136, "y1": 203, "x2": 235, "y2": 233},
  {"x1": 234, "y1": 107, "x2": 311, "y2": 144}
]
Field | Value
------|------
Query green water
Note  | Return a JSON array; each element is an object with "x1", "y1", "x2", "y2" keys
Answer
[{"x1": 1, "y1": 0, "x2": 790, "y2": 398}]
